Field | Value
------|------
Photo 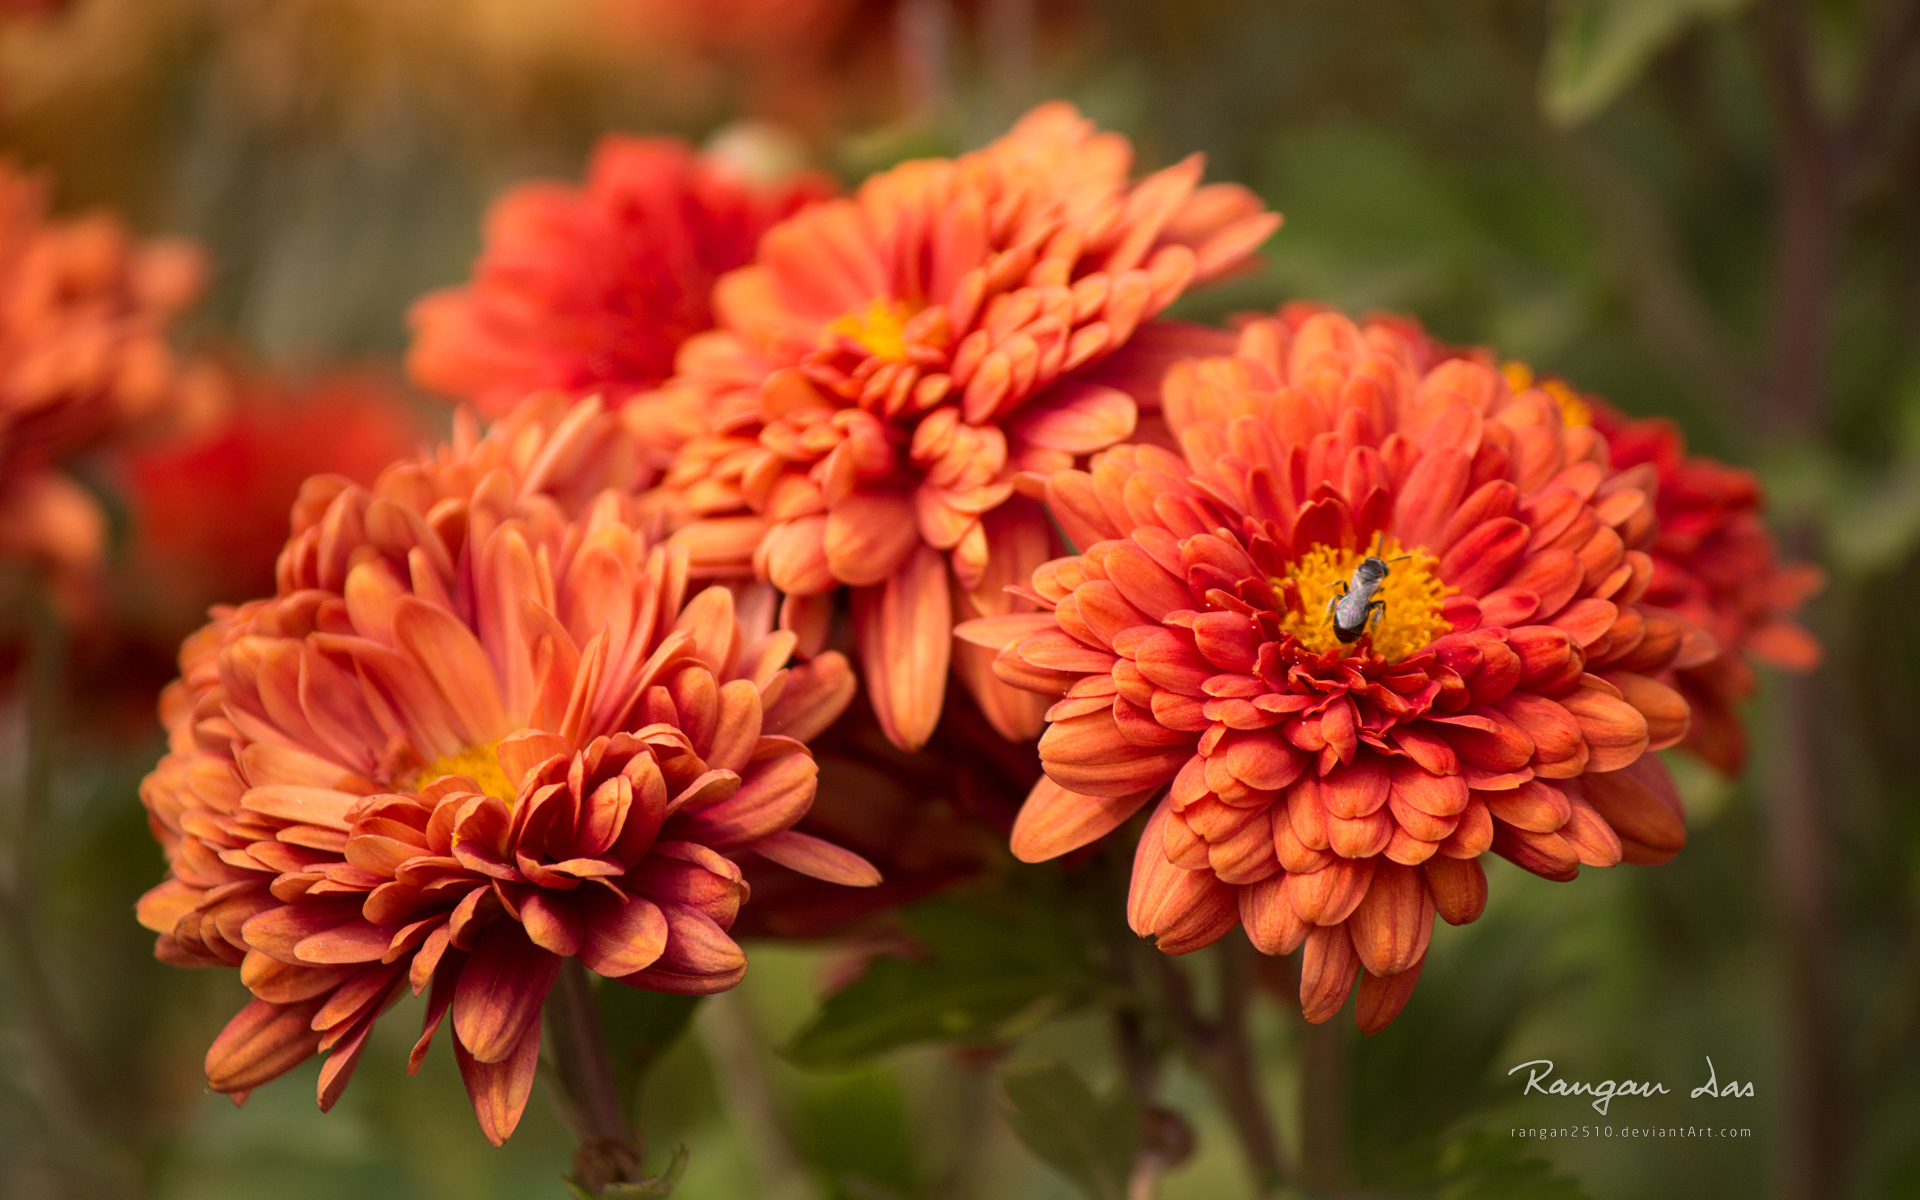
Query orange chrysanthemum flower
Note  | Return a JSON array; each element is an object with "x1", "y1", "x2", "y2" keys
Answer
[
  {"x1": 407, "y1": 136, "x2": 830, "y2": 418},
  {"x1": 961, "y1": 310, "x2": 1708, "y2": 1032},
  {"x1": 136, "y1": 395, "x2": 866, "y2": 1144},
  {"x1": 661, "y1": 102, "x2": 1275, "y2": 750},
  {"x1": 1578, "y1": 396, "x2": 1821, "y2": 774},
  {"x1": 0, "y1": 161, "x2": 213, "y2": 611}
]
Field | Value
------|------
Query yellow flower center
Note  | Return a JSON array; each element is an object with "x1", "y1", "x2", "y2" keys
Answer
[
  {"x1": 415, "y1": 740, "x2": 517, "y2": 803},
  {"x1": 1274, "y1": 537, "x2": 1453, "y2": 663},
  {"x1": 826, "y1": 299, "x2": 913, "y2": 362},
  {"x1": 1504, "y1": 360, "x2": 1590, "y2": 427}
]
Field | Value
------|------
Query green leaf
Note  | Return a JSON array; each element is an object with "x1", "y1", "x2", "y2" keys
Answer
[
  {"x1": 1436, "y1": 1129, "x2": 1591, "y2": 1199},
  {"x1": 784, "y1": 896, "x2": 1101, "y2": 1069},
  {"x1": 997, "y1": 1057, "x2": 1137, "y2": 1200},
  {"x1": 1541, "y1": 0, "x2": 1751, "y2": 126},
  {"x1": 598, "y1": 987, "x2": 702, "y2": 1121},
  {"x1": 787, "y1": 1070, "x2": 922, "y2": 1200}
]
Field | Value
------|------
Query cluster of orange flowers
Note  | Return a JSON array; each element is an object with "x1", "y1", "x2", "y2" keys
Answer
[
  {"x1": 0, "y1": 162, "x2": 217, "y2": 617},
  {"x1": 118, "y1": 103, "x2": 1818, "y2": 1142}
]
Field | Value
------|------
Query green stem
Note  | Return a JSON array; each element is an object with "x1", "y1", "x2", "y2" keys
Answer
[
  {"x1": 1295, "y1": 1008, "x2": 1351, "y2": 1192},
  {"x1": 544, "y1": 959, "x2": 642, "y2": 1191},
  {"x1": 1156, "y1": 942, "x2": 1289, "y2": 1195}
]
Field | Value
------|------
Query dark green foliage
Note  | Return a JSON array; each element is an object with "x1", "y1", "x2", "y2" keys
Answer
[
  {"x1": 998, "y1": 1058, "x2": 1138, "y2": 1200},
  {"x1": 785, "y1": 895, "x2": 1104, "y2": 1070},
  {"x1": 1433, "y1": 1129, "x2": 1592, "y2": 1200},
  {"x1": 598, "y1": 987, "x2": 702, "y2": 1123}
]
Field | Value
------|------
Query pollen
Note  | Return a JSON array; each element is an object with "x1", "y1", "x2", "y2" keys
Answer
[
  {"x1": 1274, "y1": 536, "x2": 1453, "y2": 663},
  {"x1": 415, "y1": 740, "x2": 518, "y2": 803},
  {"x1": 1504, "y1": 361, "x2": 1591, "y2": 428},
  {"x1": 826, "y1": 299, "x2": 914, "y2": 362}
]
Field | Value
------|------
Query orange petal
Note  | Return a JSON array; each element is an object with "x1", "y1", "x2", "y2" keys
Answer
[
  {"x1": 1346, "y1": 861, "x2": 1434, "y2": 977},
  {"x1": 451, "y1": 929, "x2": 561, "y2": 1065},
  {"x1": 1040, "y1": 708, "x2": 1191, "y2": 798},
  {"x1": 762, "y1": 515, "x2": 835, "y2": 594},
  {"x1": 578, "y1": 893, "x2": 668, "y2": 978},
  {"x1": 1299, "y1": 924, "x2": 1358, "y2": 1024},
  {"x1": 454, "y1": 1016, "x2": 541, "y2": 1146},
  {"x1": 1580, "y1": 758, "x2": 1686, "y2": 864},
  {"x1": 1423, "y1": 854, "x2": 1487, "y2": 925},
  {"x1": 1355, "y1": 956, "x2": 1425, "y2": 1035},
  {"x1": 826, "y1": 490, "x2": 920, "y2": 587},
  {"x1": 753, "y1": 829, "x2": 881, "y2": 886},
  {"x1": 205, "y1": 996, "x2": 325, "y2": 1093},
  {"x1": 1013, "y1": 775, "x2": 1159, "y2": 862},
  {"x1": 1240, "y1": 872, "x2": 1309, "y2": 955},
  {"x1": 1006, "y1": 382, "x2": 1138, "y2": 453},
  {"x1": 1560, "y1": 683, "x2": 1651, "y2": 772},
  {"x1": 852, "y1": 546, "x2": 952, "y2": 751}
]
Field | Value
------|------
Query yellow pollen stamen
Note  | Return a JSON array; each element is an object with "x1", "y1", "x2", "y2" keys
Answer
[
  {"x1": 1505, "y1": 360, "x2": 1592, "y2": 427},
  {"x1": 1542, "y1": 379, "x2": 1592, "y2": 428},
  {"x1": 1274, "y1": 537, "x2": 1454, "y2": 663},
  {"x1": 826, "y1": 299, "x2": 914, "y2": 362},
  {"x1": 415, "y1": 740, "x2": 517, "y2": 803}
]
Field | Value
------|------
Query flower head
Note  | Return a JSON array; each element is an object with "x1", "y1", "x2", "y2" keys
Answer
[
  {"x1": 662, "y1": 102, "x2": 1275, "y2": 750},
  {"x1": 407, "y1": 136, "x2": 830, "y2": 417},
  {"x1": 137, "y1": 395, "x2": 864, "y2": 1143},
  {"x1": 1574, "y1": 390, "x2": 1821, "y2": 774},
  {"x1": 0, "y1": 161, "x2": 214, "y2": 615},
  {"x1": 961, "y1": 310, "x2": 1705, "y2": 1032}
]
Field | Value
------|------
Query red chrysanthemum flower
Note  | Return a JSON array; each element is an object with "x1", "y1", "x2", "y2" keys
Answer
[
  {"x1": 0, "y1": 161, "x2": 214, "y2": 612},
  {"x1": 136, "y1": 395, "x2": 865, "y2": 1143},
  {"x1": 660, "y1": 102, "x2": 1274, "y2": 750},
  {"x1": 961, "y1": 310, "x2": 1709, "y2": 1032},
  {"x1": 407, "y1": 136, "x2": 830, "y2": 420},
  {"x1": 1574, "y1": 390, "x2": 1821, "y2": 774}
]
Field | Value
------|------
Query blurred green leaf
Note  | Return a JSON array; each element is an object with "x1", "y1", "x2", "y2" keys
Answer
[
  {"x1": 997, "y1": 1057, "x2": 1136, "y2": 1200},
  {"x1": 599, "y1": 987, "x2": 702, "y2": 1121},
  {"x1": 788, "y1": 1070, "x2": 921, "y2": 1200},
  {"x1": 784, "y1": 896, "x2": 1101, "y2": 1069},
  {"x1": 1541, "y1": 0, "x2": 1751, "y2": 126},
  {"x1": 1436, "y1": 1129, "x2": 1591, "y2": 1199}
]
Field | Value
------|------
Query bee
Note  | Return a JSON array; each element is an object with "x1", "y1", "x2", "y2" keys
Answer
[{"x1": 1326, "y1": 536, "x2": 1409, "y2": 644}]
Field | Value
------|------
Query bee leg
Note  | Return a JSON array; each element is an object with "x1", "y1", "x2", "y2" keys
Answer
[
  {"x1": 1326, "y1": 580, "x2": 1348, "y2": 617},
  {"x1": 1366, "y1": 598, "x2": 1386, "y2": 631}
]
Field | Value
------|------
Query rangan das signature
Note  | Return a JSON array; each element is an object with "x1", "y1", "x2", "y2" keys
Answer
[{"x1": 1508, "y1": 1057, "x2": 1756, "y2": 1115}]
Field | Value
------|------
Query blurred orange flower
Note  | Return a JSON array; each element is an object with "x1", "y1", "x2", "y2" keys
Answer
[
  {"x1": 115, "y1": 367, "x2": 431, "y2": 633},
  {"x1": 0, "y1": 161, "x2": 214, "y2": 615},
  {"x1": 407, "y1": 136, "x2": 830, "y2": 418},
  {"x1": 660, "y1": 101, "x2": 1274, "y2": 751},
  {"x1": 962, "y1": 310, "x2": 1707, "y2": 1031},
  {"x1": 136, "y1": 395, "x2": 866, "y2": 1142}
]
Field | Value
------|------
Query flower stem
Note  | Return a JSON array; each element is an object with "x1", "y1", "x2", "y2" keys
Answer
[
  {"x1": 1156, "y1": 940, "x2": 1290, "y2": 1195},
  {"x1": 1295, "y1": 1008, "x2": 1350, "y2": 1191},
  {"x1": 544, "y1": 959, "x2": 642, "y2": 1190},
  {"x1": 0, "y1": 600, "x2": 144, "y2": 1198}
]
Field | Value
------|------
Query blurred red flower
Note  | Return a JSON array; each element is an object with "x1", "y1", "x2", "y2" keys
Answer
[
  {"x1": 137, "y1": 395, "x2": 866, "y2": 1142},
  {"x1": 963, "y1": 310, "x2": 1709, "y2": 1031},
  {"x1": 660, "y1": 101, "x2": 1273, "y2": 752},
  {"x1": 407, "y1": 136, "x2": 831, "y2": 418},
  {"x1": 114, "y1": 367, "x2": 431, "y2": 633},
  {"x1": 1581, "y1": 398, "x2": 1821, "y2": 774}
]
